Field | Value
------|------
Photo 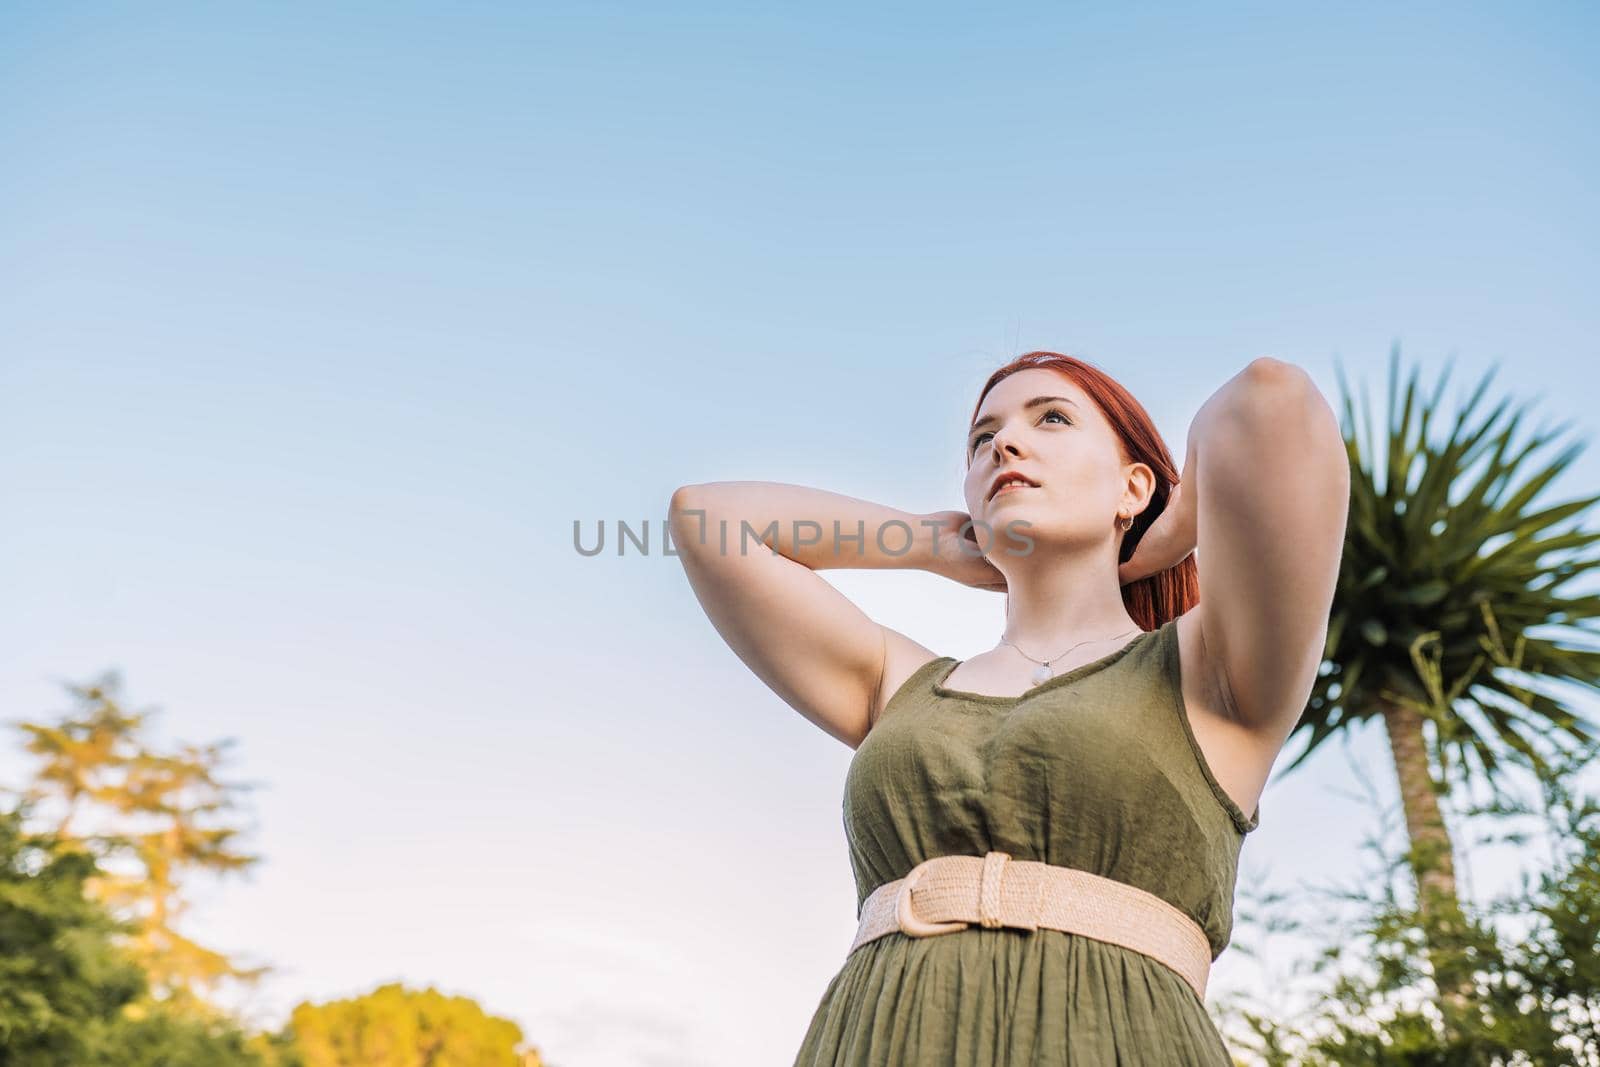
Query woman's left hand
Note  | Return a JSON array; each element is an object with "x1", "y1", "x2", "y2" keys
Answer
[{"x1": 1118, "y1": 475, "x2": 1197, "y2": 586}]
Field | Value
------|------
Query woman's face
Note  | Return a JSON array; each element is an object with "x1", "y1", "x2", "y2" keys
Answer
[{"x1": 962, "y1": 368, "x2": 1150, "y2": 559}]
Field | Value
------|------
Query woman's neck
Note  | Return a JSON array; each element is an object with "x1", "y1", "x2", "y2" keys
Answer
[{"x1": 997, "y1": 548, "x2": 1140, "y2": 657}]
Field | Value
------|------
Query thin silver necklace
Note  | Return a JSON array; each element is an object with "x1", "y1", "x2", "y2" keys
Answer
[{"x1": 999, "y1": 627, "x2": 1142, "y2": 687}]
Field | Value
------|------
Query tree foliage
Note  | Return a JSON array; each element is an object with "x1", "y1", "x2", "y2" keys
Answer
[
  {"x1": 2, "y1": 668, "x2": 270, "y2": 1013},
  {"x1": 1268, "y1": 344, "x2": 1600, "y2": 1034},
  {"x1": 1222, "y1": 741, "x2": 1600, "y2": 1065},
  {"x1": 1287, "y1": 346, "x2": 1600, "y2": 786},
  {"x1": 287, "y1": 982, "x2": 544, "y2": 1067},
  {"x1": 0, "y1": 801, "x2": 270, "y2": 1067}
]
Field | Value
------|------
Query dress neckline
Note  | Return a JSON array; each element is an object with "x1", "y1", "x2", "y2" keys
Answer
[{"x1": 931, "y1": 621, "x2": 1164, "y2": 705}]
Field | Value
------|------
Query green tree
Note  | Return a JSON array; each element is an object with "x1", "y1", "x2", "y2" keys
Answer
[
  {"x1": 1275, "y1": 346, "x2": 1600, "y2": 1036},
  {"x1": 2, "y1": 669, "x2": 271, "y2": 1014},
  {"x1": 82, "y1": 1003, "x2": 283, "y2": 1067},
  {"x1": 0, "y1": 800, "x2": 271, "y2": 1067},
  {"x1": 285, "y1": 983, "x2": 547, "y2": 1067},
  {"x1": 0, "y1": 800, "x2": 145, "y2": 1065},
  {"x1": 1221, "y1": 740, "x2": 1600, "y2": 1065}
]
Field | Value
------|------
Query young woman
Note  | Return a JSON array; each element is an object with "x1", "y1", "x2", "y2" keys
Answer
[{"x1": 669, "y1": 350, "x2": 1348, "y2": 1065}]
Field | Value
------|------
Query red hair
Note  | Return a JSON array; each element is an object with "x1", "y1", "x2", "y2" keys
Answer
[{"x1": 967, "y1": 350, "x2": 1198, "y2": 631}]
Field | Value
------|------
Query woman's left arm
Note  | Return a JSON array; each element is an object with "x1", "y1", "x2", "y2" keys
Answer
[{"x1": 1122, "y1": 357, "x2": 1350, "y2": 742}]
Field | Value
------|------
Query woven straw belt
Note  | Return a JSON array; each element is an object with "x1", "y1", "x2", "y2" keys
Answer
[{"x1": 849, "y1": 851, "x2": 1214, "y2": 1001}]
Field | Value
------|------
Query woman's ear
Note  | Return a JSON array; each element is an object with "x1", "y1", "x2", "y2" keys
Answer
[{"x1": 1122, "y1": 461, "x2": 1159, "y2": 518}]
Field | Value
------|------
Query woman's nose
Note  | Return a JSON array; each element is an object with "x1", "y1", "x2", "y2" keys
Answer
[{"x1": 989, "y1": 429, "x2": 1024, "y2": 460}]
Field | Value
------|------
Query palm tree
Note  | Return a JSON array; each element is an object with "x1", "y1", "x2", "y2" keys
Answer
[{"x1": 1274, "y1": 344, "x2": 1600, "y2": 1035}]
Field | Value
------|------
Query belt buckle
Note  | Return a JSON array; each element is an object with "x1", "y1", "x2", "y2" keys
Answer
[{"x1": 895, "y1": 857, "x2": 970, "y2": 938}]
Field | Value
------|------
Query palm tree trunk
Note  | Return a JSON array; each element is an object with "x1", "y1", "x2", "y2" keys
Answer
[{"x1": 1380, "y1": 697, "x2": 1475, "y2": 1037}]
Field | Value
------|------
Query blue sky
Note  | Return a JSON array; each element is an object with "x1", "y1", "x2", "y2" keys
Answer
[{"x1": 2, "y1": 4, "x2": 1597, "y2": 1064}]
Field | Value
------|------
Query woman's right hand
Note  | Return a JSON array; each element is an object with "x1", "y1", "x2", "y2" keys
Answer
[{"x1": 922, "y1": 510, "x2": 1008, "y2": 592}]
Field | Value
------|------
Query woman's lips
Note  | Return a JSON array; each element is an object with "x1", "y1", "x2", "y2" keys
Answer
[{"x1": 991, "y1": 482, "x2": 1037, "y2": 499}]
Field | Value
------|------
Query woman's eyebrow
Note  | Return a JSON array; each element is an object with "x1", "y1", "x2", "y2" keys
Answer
[{"x1": 969, "y1": 395, "x2": 1079, "y2": 435}]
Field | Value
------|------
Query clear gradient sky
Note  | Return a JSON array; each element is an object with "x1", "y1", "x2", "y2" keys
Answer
[{"x1": 2, "y1": 4, "x2": 1598, "y2": 1065}]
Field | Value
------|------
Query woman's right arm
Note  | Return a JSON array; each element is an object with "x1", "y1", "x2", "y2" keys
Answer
[{"x1": 668, "y1": 481, "x2": 1002, "y2": 749}]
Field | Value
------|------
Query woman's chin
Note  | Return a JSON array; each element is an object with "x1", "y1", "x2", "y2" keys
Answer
[{"x1": 985, "y1": 494, "x2": 1036, "y2": 524}]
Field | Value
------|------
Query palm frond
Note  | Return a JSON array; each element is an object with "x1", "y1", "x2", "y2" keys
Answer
[{"x1": 1275, "y1": 343, "x2": 1600, "y2": 789}]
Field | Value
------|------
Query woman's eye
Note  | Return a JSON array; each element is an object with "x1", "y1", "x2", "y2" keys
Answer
[{"x1": 969, "y1": 409, "x2": 1072, "y2": 452}]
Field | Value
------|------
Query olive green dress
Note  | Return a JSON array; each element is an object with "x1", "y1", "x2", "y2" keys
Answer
[{"x1": 792, "y1": 616, "x2": 1261, "y2": 1066}]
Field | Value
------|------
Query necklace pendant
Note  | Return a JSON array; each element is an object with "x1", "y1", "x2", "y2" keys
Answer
[{"x1": 1031, "y1": 664, "x2": 1054, "y2": 685}]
